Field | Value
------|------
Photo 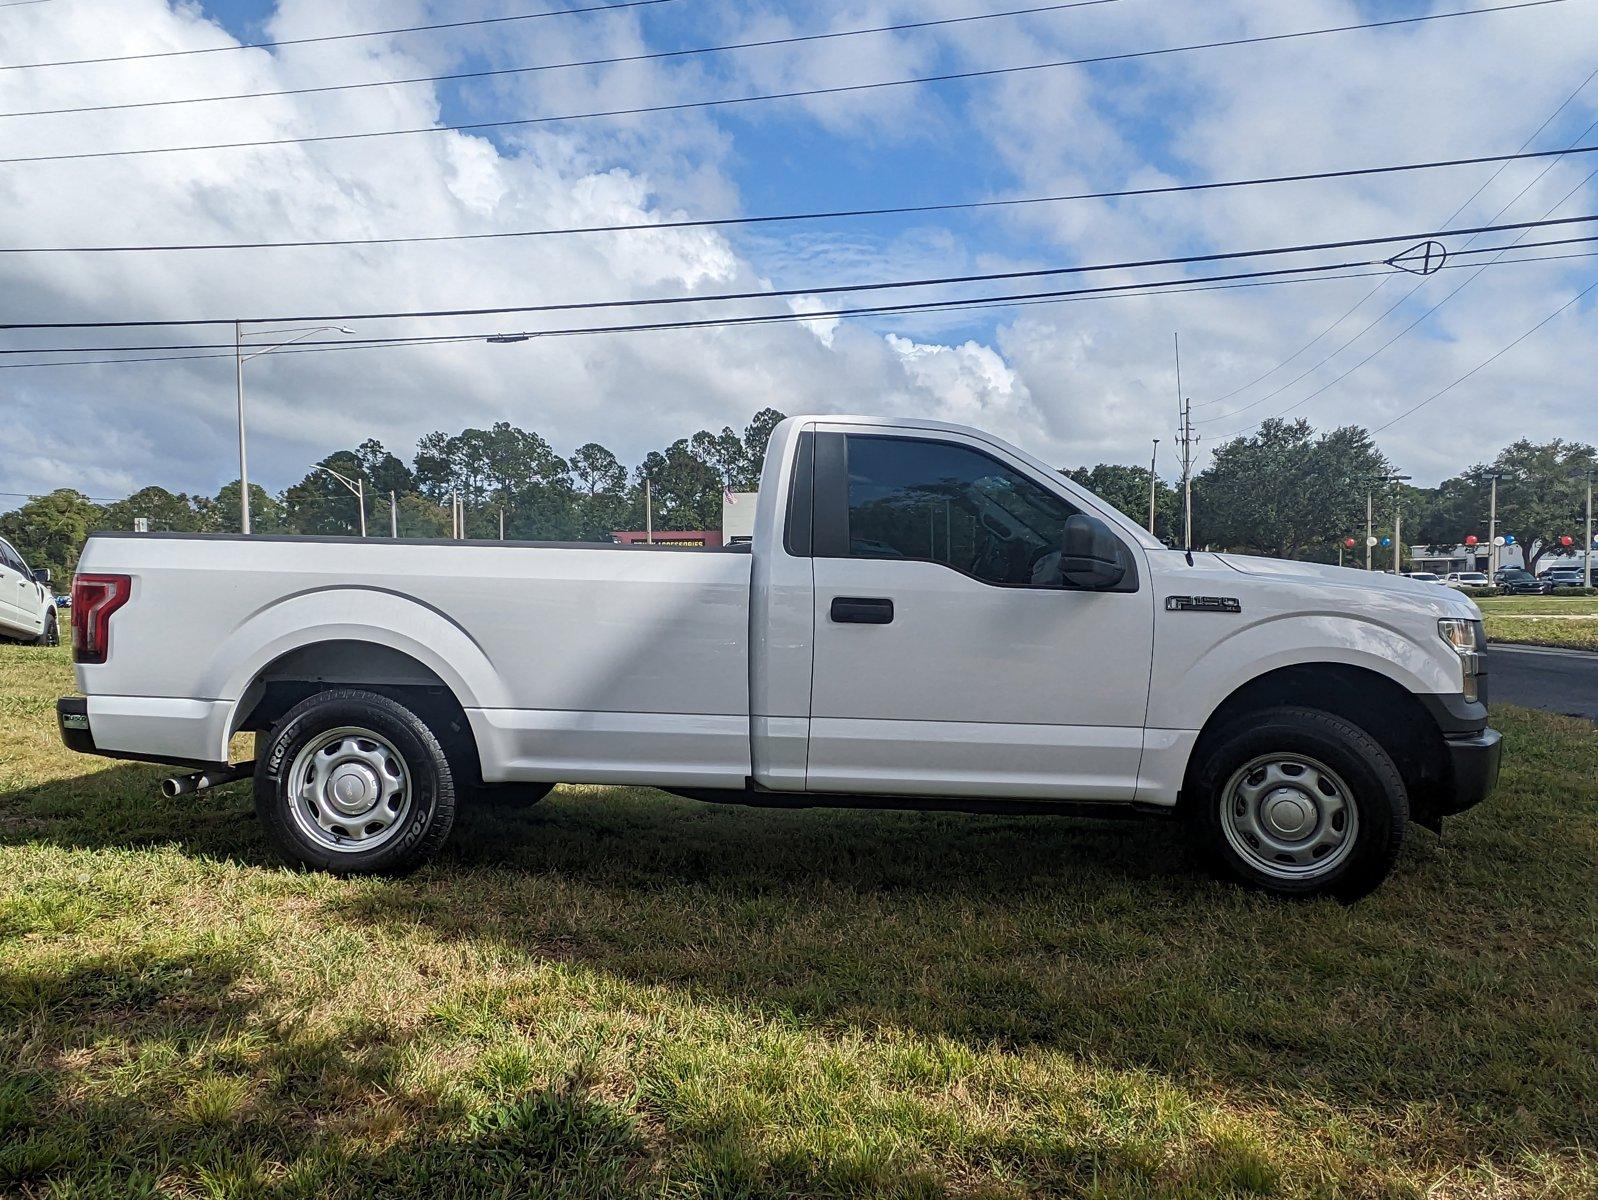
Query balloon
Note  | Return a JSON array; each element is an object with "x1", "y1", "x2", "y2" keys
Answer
[
  {"x1": 1505, "y1": 534, "x2": 1516, "y2": 545},
  {"x1": 1380, "y1": 536, "x2": 1392, "y2": 547},
  {"x1": 1343, "y1": 537, "x2": 1356, "y2": 549},
  {"x1": 1464, "y1": 535, "x2": 1479, "y2": 546},
  {"x1": 1560, "y1": 535, "x2": 1574, "y2": 547},
  {"x1": 1493, "y1": 535, "x2": 1507, "y2": 546},
  {"x1": 1366, "y1": 536, "x2": 1379, "y2": 547}
]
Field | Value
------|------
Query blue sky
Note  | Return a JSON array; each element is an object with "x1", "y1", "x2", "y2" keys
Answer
[{"x1": 2, "y1": 0, "x2": 1595, "y2": 499}]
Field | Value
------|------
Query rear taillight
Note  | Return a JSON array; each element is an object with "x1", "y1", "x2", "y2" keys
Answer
[{"x1": 71, "y1": 574, "x2": 131, "y2": 664}]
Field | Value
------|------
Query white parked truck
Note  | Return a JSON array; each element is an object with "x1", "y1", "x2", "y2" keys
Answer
[
  {"x1": 58, "y1": 415, "x2": 1499, "y2": 898},
  {"x1": 0, "y1": 534, "x2": 59, "y2": 646}
]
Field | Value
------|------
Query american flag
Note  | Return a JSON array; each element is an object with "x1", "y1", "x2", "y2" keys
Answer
[{"x1": 723, "y1": 485, "x2": 738, "y2": 505}]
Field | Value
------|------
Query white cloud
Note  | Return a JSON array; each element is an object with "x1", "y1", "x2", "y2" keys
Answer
[{"x1": 0, "y1": 0, "x2": 1595, "y2": 507}]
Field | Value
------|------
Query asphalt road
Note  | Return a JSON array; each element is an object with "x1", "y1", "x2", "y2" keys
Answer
[{"x1": 1490, "y1": 644, "x2": 1598, "y2": 721}]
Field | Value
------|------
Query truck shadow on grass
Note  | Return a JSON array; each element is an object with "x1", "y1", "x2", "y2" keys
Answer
[{"x1": 4, "y1": 739, "x2": 1596, "y2": 1180}]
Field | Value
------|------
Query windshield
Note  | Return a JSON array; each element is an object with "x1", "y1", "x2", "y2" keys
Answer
[
  {"x1": 1408, "y1": 573, "x2": 1438, "y2": 581},
  {"x1": 1502, "y1": 570, "x2": 1533, "y2": 581},
  {"x1": 1457, "y1": 574, "x2": 1487, "y2": 582}
]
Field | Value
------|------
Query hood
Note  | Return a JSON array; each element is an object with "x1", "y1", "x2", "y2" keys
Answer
[{"x1": 1213, "y1": 553, "x2": 1481, "y2": 613}]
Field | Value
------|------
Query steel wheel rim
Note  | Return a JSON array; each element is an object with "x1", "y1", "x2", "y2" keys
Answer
[
  {"x1": 286, "y1": 726, "x2": 413, "y2": 854},
  {"x1": 1219, "y1": 752, "x2": 1359, "y2": 881}
]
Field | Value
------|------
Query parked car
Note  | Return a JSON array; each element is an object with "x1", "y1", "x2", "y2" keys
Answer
[
  {"x1": 56, "y1": 414, "x2": 1500, "y2": 900},
  {"x1": 1539, "y1": 566, "x2": 1588, "y2": 588},
  {"x1": 1494, "y1": 568, "x2": 1552, "y2": 595},
  {"x1": 0, "y1": 536, "x2": 58, "y2": 645},
  {"x1": 1444, "y1": 572, "x2": 1494, "y2": 590},
  {"x1": 1402, "y1": 571, "x2": 1443, "y2": 584}
]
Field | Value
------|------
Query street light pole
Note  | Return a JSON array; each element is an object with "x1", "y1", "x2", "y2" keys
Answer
[
  {"x1": 1147, "y1": 438, "x2": 1160, "y2": 534},
  {"x1": 1487, "y1": 473, "x2": 1501, "y2": 577},
  {"x1": 1586, "y1": 473, "x2": 1594, "y2": 590},
  {"x1": 316, "y1": 465, "x2": 366, "y2": 537},
  {"x1": 1366, "y1": 490, "x2": 1373, "y2": 571},
  {"x1": 233, "y1": 323, "x2": 353, "y2": 534},
  {"x1": 390, "y1": 490, "x2": 398, "y2": 538},
  {"x1": 234, "y1": 320, "x2": 249, "y2": 535}
]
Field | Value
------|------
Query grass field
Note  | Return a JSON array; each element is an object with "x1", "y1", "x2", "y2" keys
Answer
[
  {"x1": 1477, "y1": 596, "x2": 1598, "y2": 652},
  {"x1": 3, "y1": 646, "x2": 1596, "y2": 1199}
]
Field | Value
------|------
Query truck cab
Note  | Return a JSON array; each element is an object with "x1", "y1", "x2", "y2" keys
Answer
[{"x1": 58, "y1": 414, "x2": 1500, "y2": 899}]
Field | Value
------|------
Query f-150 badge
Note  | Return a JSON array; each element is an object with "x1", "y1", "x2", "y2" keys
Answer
[{"x1": 1165, "y1": 595, "x2": 1242, "y2": 613}]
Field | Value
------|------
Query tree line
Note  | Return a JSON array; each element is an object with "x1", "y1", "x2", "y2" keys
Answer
[
  {"x1": 1, "y1": 409, "x2": 785, "y2": 581},
  {"x1": 3, "y1": 408, "x2": 1592, "y2": 583}
]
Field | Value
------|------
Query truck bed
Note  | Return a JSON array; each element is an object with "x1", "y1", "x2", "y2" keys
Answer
[{"x1": 74, "y1": 532, "x2": 754, "y2": 786}]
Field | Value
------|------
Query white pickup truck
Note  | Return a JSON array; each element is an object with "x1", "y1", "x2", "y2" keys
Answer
[{"x1": 57, "y1": 415, "x2": 1499, "y2": 899}]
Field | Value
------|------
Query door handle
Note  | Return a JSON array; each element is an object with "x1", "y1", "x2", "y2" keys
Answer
[{"x1": 830, "y1": 596, "x2": 894, "y2": 624}]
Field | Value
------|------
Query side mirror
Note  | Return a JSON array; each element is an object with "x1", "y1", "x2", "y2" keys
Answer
[
  {"x1": 32, "y1": 568, "x2": 50, "y2": 585},
  {"x1": 1059, "y1": 514, "x2": 1127, "y2": 590}
]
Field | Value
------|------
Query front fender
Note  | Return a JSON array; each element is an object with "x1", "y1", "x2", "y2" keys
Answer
[{"x1": 1148, "y1": 610, "x2": 1461, "y2": 733}]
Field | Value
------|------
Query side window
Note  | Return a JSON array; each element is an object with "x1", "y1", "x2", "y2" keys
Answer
[
  {"x1": 0, "y1": 541, "x2": 22, "y2": 574},
  {"x1": 844, "y1": 435, "x2": 1081, "y2": 588}
]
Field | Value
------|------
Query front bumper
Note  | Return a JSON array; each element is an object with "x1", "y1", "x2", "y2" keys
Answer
[{"x1": 1441, "y1": 726, "x2": 1503, "y2": 814}]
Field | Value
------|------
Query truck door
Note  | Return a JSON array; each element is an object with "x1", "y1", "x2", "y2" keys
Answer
[{"x1": 804, "y1": 427, "x2": 1154, "y2": 801}]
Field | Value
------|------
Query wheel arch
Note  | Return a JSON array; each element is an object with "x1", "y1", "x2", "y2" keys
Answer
[{"x1": 1180, "y1": 662, "x2": 1452, "y2": 824}]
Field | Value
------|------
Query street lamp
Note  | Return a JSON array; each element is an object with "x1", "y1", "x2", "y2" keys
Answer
[
  {"x1": 316, "y1": 464, "x2": 367, "y2": 537},
  {"x1": 316, "y1": 463, "x2": 369, "y2": 533},
  {"x1": 234, "y1": 323, "x2": 354, "y2": 534}
]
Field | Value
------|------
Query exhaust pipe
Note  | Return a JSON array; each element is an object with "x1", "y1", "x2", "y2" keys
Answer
[{"x1": 162, "y1": 761, "x2": 256, "y2": 798}]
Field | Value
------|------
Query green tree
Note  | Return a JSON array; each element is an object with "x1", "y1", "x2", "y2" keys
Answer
[
  {"x1": 1064, "y1": 464, "x2": 1179, "y2": 544},
  {"x1": 741, "y1": 407, "x2": 786, "y2": 485},
  {"x1": 568, "y1": 443, "x2": 631, "y2": 541},
  {"x1": 0, "y1": 490, "x2": 104, "y2": 581},
  {"x1": 1194, "y1": 419, "x2": 1392, "y2": 561},
  {"x1": 413, "y1": 422, "x2": 570, "y2": 506},
  {"x1": 99, "y1": 486, "x2": 203, "y2": 533},
  {"x1": 638, "y1": 439, "x2": 724, "y2": 530},
  {"x1": 200, "y1": 480, "x2": 287, "y2": 534},
  {"x1": 1442, "y1": 440, "x2": 1598, "y2": 574}
]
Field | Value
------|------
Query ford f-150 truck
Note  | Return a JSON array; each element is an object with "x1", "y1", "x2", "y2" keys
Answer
[{"x1": 57, "y1": 415, "x2": 1500, "y2": 898}]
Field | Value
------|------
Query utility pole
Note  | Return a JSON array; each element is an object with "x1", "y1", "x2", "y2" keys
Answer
[
  {"x1": 1365, "y1": 491, "x2": 1374, "y2": 571},
  {"x1": 451, "y1": 489, "x2": 460, "y2": 539},
  {"x1": 645, "y1": 474, "x2": 654, "y2": 544},
  {"x1": 1147, "y1": 438, "x2": 1160, "y2": 535},
  {"x1": 1174, "y1": 334, "x2": 1197, "y2": 548},
  {"x1": 1586, "y1": 473, "x2": 1594, "y2": 589},
  {"x1": 234, "y1": 320, "x2": 249, "y2": 535},
  {"x1": 499, "y1": 506, "x2": 505, "y2": 541},
  {"x1": 390, "y1": 490, "x2": 397, "y2": 538},
  {"x1": 1394, "y1": 502, "x2": 1402, "y2": 574},
  {"x1": 1487, "y1": 473, "x2": 1501, "y2": 576}
]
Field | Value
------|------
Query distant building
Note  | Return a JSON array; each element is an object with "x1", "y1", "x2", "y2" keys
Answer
[
  {"x1": 1407, "y1": 544, "x2": 1525, "y2": 573},
  {"x1": 610, "y1": 529, "x2": 723, "y2": 547}
]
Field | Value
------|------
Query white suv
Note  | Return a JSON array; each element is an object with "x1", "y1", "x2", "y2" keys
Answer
[{"x1": 0, "y1": 536, "x2": 59, "y2": 645}]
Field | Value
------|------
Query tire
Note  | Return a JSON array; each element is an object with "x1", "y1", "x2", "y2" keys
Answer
[
  {"x1": 475, "y1": 782, "x2": 556, "y2": 807},
  {"x1": 34, "y1": 609, "x2": 59, "y2": 647},
  {"x1": 255, "y1": 688, "x2": 457, "y2": 875},
  {"x1": 1186, "y1": 706, "x2": 1408, "y2": 901}
]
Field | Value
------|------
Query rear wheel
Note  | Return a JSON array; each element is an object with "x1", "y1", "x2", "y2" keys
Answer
[
  {"x1": 255, "y1": 688, "x2": 456, "y2": 875},
  {"x1": 1186, "y1": 706, "x2": 1407, "y2": 901},
  {"x1": 33, "y1": 609, "x2": 58, "y2": 647}
]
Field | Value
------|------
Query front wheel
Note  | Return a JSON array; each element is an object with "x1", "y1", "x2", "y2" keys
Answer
[
  {"x1": 255, "y1": 688, "x2": 457, "y2": 875},
  {"x1": 34, "y1": 609, "x2": 58, "y2": 647},
  {"x1": 1186, "y1": 706, "x2": 1408, "y2": 901}
]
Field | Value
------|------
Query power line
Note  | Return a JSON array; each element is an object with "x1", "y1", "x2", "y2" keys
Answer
[
  {"x1": 1194, "y1": 63, "x2": 1598, "y2": 410},
  {"x1": 7, "y1": 143, "x2": 1598, "y2": 255},
  {"x1": 1205, "y1": 126, "x2": 1598, "y2": 435},
  {"x1": 0, "y1": 0, "x2": 685, "y2": 72},
  {"x1": 0, "y1": 0, "x2": 1567, "y2": 166},
  {"x1": 6, "y1": 213, "x2": 1594, "y2": 333},
  {"x1": 0, "y1": 1, "x2": 1123, "y2": 119},
  {"x1": 1371, "y1": 277, "x2": 1598, "y2": 432},
  {"x1": 4, "y1": 240, "x2": 1590, "y2": 359},
  {"x1": 6, "y1": 248, "x2": 1593, "y2": 373}
]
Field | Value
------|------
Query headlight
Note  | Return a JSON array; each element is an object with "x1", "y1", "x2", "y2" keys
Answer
[{"x1": 1439, "y1": 617, "x2": 1485, "y2": 701}]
